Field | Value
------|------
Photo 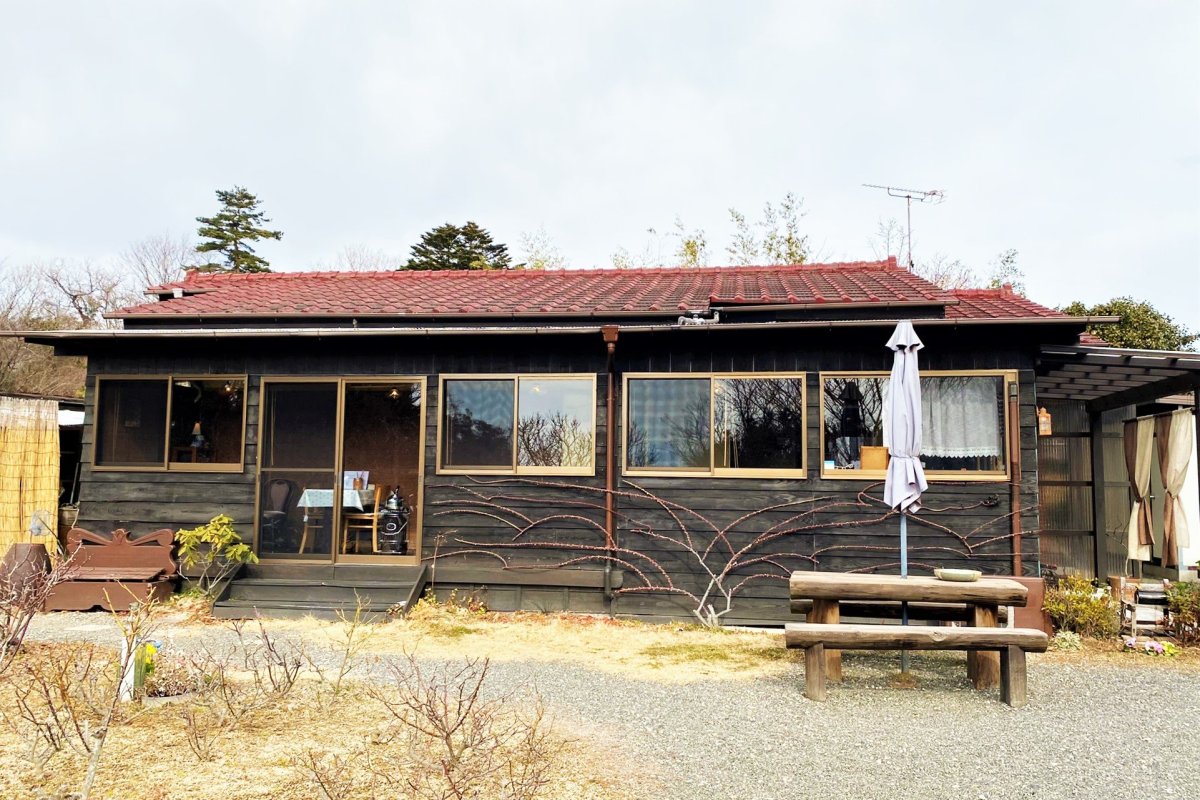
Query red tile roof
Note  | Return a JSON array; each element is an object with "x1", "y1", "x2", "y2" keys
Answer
[
  {"x1": 944, "y1": 284, "x2": 1068, "y2": 320},
  {"x1": 113, "y1": 259, "x2": 1070, "y2": 323}
]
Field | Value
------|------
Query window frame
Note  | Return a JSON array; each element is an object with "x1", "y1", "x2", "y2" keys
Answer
[
  {"x1": 817, "y1": 369, "x2": 1016, "y2": 482},
  {"x1": 91, "y1": 374, "x2": 249, "y2": 473},
  {"x1": 622, "y1": 372, "x2": 808, "y2": 479},
  {"x1": 435, "y1": 373, "x2": 598, "y2": 477}
]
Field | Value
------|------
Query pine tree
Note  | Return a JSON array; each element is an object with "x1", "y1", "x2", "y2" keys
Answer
[
  {"x1": 195, "y1": 187, "x2": 283, "y2": 273},
  {"x1": 403, "y1": 222, "x2": 511, "y2": 270}
]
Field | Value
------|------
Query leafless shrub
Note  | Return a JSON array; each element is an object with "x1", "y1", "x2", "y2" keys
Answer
[
  {"x1": 0, "y1": 599, "x2": 158, "y2": 799},
  {"x1": 1, "y1": 552, "x2": 76, "y2": 676},
  {"x1": 1, "y1": 642, "x2": 113, "y2": 775},
  {"x1": 305, "y1": 597, "x2": 377, "y2": 700},
  {"x1": 293, "y1": 654, "x2": 562, "y2": 800},
  {"x1": 178, "y1": 619, "x2": 306, "y2": 761},
  {"x1": 292, "y1": 750, "x2": 368, "y2": 800},
  {"x1": 228, "y1": 616, "x2": 305, "y2": 697}
]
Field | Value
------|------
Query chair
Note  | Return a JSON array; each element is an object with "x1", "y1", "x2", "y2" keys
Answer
[
  {"x1": 299, "y1": 507, "x2": 324, "y2": 554},
  {"x1": 261, "y1": 479, "x2": 297, "y2": 549},
  {"x1": 341, "y1": 484, "x2": 383, "y2": 554}
]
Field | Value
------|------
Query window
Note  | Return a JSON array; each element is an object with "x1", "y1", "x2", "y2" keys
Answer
[
  {"x1": 820, "y1": 372, "x2": 1011, "y2": 479},
  {"x1": 94, "y1": 376, "x2": 246, "y2": 470},
  {"x1": 439, "y1": 375, "x2": 595, "y2": 474},
  {"x1": 625, "y1": 374, "x2": 806, "y2": 477}
]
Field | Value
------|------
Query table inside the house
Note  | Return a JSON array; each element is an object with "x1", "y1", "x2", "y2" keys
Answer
[
  {"x1": 296, "y1": 488, "x2": 376, "y2": 510},
  {"x1": 789, "y1": 571, "x2": 1029, "y2": 688}
]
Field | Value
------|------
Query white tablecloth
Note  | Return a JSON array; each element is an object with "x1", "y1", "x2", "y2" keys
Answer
[{"x1": 296, "y1": 488, "x2": 375, "y2": 510}]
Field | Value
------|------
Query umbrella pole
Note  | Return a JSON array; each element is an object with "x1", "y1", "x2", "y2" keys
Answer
[{"x1": 900, "y1": 510, "x2": 910, "y2": 673}]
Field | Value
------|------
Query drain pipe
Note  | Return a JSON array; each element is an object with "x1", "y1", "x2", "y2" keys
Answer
[
  {"x1": 601, "y1": 325, "x2": 619, "y2": 603},
  {"x1": 1009, "y1": 381, "x2": 1023, "y2": 576}
]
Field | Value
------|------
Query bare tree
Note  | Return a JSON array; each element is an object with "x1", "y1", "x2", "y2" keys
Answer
[
  {"x1": 914, "y1": 253, "x2": 980, "y2": 290},
  {"x1": 869, "y1": 217, "x2": 907, "y2": 261},
  {"x1": 119, "y1": 232, "x2": 198, "y2": 288},
  {"x1": 516, "y1": 226, "x2": 568, "y2": 271},
  {"x1": 0, "y1": 263, "x2": 86, "y2": 396},
  {"x1": 318, "y1": 244, "x2": 406, "y2": 272},
  {"x1": 35, "y1": 260, "x2": 139, "y2": 328}
]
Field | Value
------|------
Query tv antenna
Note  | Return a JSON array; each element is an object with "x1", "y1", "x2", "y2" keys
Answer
[{"x1": 863, "y1": 184, "x2": 945, "y2": 270}]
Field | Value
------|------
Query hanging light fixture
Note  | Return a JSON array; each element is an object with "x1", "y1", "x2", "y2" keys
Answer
[{"x1": 388, "y1": 387, "x2": 400, "y2": 400}]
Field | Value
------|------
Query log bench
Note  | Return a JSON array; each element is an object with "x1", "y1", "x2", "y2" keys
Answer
[
  {"x1": 785, "y1": 623, "x2": 1049, "y2": 707},
  {"x1": 790, "y1": 571, "x2": 1030, "y2": 689},
  {"x1": 45, "y1": 528, "x2": 178, "y2": 612}
]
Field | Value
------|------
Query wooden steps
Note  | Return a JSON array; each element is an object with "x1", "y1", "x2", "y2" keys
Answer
[{"x1": 212, "y1": 563, "x2": 429, "y2": 621}]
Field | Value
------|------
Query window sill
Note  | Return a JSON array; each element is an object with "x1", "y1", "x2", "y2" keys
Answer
[
  {"x1": 624, "y1": 469, "x2": 809, "y2": 479},
  {"x1": 819, "y1": 469, "x2": 1011, "y2": 483},
  {"x1": 437, "y1": 467, "x2": 597, "y2": 478}
]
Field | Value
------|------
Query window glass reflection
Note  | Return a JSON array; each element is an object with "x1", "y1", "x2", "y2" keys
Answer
[
  {"x1": 517, "y1": 378, "x2": 594, "y2": 469},
  {"x1": 442, "y1": 379, "x2": 515, "y2": 468},
  {"x1": 714, "y1": 378, "x2": 804, "y2": 470}
]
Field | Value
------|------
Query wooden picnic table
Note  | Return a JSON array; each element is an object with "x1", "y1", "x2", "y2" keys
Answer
[{"x1": 789, "y1": 571, "x2": 1029, "y2": 689}]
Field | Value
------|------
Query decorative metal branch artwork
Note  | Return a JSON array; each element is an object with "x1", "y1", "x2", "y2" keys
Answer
[{"x1": 428, "y1": 477, "x2": 1036, "y2": 627}]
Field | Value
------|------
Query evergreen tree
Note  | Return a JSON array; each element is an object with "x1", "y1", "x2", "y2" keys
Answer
[
  {"x1": 1062, "y1": 297, "x2": 1197, "y2": 351},
  {"x1": 403, "y1": 222, "x2": 511, "y2": 270},
  {"x1": 195, "y1": 187, "x2": 283, "y2": 273}
]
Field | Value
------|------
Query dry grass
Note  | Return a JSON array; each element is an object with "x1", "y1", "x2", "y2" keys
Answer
[
  {"x1": 261, "y1": 600, "x2": 801, "y2": 683},
  {"x1": 0, "y1": 651, "x2": 643, "y2": 800}
]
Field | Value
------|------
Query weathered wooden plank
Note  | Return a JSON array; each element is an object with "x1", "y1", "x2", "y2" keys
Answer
[
  {"x1": 969, "y1": 604, "x2": 1001, "y2": 689},
  {"x1": 804, "y1": 643, "x2": 827, "y2": 701},
  {"x1": 784, "y1": 623, "x2": 1048, "y2": 651},
  {"x1": 789, "y1": 572, "x2": 1028, "y2": 605},
  {"x1": 999, "y1": 645, "x2": 1028, "y2": 707},
  {"x1": 809, "y1": 598, "x2": 842, "y2": 682}
]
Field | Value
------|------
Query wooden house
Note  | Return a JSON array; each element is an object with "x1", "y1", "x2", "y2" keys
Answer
[{"x1": 14, "y1": 257, "x2": 1200, "y2": 621}]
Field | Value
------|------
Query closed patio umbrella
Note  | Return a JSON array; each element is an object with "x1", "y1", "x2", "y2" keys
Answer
[{"x1": 883, "y1": 320, "x2": 928, "y2": 672}]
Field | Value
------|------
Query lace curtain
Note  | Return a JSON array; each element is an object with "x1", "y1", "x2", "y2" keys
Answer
[{"x1": 919, "y1": 377, "x2": 1002, "y2": 459}]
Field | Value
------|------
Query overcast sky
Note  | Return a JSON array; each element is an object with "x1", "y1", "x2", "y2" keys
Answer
[{"x1": 2, "y1": 2, "x2": 1197, "y2": 328}]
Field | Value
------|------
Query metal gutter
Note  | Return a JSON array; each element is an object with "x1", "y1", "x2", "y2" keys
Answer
[{"x1": 5, "y1": 315, "x2": 1118, "y2": 345}]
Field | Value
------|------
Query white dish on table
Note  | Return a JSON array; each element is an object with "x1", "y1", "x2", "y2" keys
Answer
[{"x1": 934, "y1": 568, "x2": 982, "y2": 582}]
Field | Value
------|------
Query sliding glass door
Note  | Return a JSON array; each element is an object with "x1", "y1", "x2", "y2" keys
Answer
[
  {"x1": 258, "y1": 382, "x2": 339, "y2": 559},
  {"x1": 256, "y1": 378, "x2": 425, "y2": 563}
]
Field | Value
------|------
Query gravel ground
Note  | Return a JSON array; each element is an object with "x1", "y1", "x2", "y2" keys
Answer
[{"x1": 23, "y1": 612, "x2": 1200, "y2": 800}]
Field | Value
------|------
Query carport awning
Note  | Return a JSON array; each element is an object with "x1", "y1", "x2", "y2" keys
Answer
[{"x1": 1037, "y1": 345, "x2": 1200, "y2": 411}]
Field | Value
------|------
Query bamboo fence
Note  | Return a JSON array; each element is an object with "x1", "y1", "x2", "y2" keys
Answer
[{"x1": 0, "y1": 396, "x2": 59, "y2": 552}]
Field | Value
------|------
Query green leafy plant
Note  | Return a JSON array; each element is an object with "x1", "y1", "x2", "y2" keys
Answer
[
  {"x1": 1042, "y1": 575, "x2": 1120, "y2": 638},
  {"x1": 175, "y1": 515, "x2": 258, "y2": 600},
  {"x1": 1166, "y1": 581, "x2": 1200, "y2": 645},
  {"x1": 1049, "y1": 630, "x2": 1083, "y2": 651}
]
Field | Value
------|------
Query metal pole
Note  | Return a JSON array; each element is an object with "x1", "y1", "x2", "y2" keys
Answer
[{"x1": 901, "y1": 510, "x2": 910, "y2": 673}]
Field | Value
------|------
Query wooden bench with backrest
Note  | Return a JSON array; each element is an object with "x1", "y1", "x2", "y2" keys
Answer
[
  {"x1": 785, "y1": 622, "x2": 1049, "y2": 707},
  {"x1": 45, "y1": 527, "x2": 178, "y2": 612}
]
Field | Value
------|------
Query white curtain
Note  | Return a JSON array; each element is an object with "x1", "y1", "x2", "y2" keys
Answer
[
  {"x1": 1126, "y1": 417, "x2": 1154, "y2": 563},
  {"x1": 1159, "y1": 409, "x2": 1195, "y2": 564},
  {"x1": 920, "y1": 377, "x2": 1002, "y2": 458}
]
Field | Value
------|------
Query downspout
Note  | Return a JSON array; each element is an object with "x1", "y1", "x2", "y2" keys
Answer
[
  {"x1": 1009, "y1": 381, "x2": 1024, "y2": 576},
  {"x1": 602, "y1": 325, "x2": 620, "y2": 603}
]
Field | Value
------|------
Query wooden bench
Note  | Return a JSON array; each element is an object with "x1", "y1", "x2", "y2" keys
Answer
[
  {"x1": 786, "y1": 623, "x2": 1049, "y2": 707},
  {"x1": 45, "y1": 528, "x2": 178, "y2": 612}
]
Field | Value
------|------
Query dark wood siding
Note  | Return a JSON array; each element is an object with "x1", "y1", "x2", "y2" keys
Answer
[{"x1": 77, "y1": 325, "x2": 1043, "y2": 621}]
